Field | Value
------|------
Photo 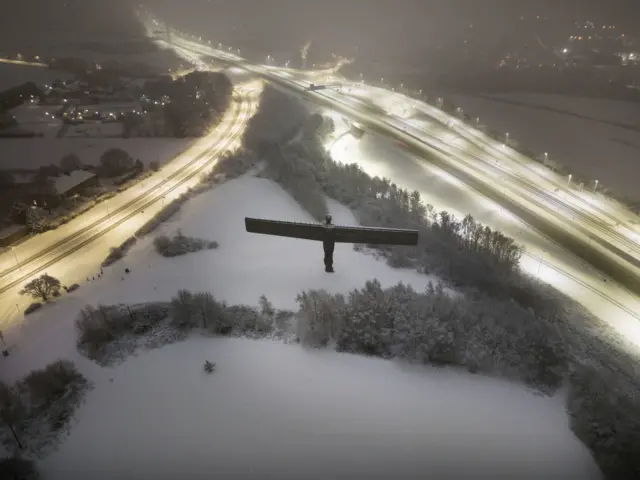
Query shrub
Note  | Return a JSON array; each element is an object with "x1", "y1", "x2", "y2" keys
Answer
[
  {"x1": 67, "y1": 283, "x2": 80, "y2": 293},
  {"x1": 19, "y1": 360, "x2": 87, "y2": 409},
  {"x1": 149, "y1": 160, "x2": 160, "y2": 171},
  {"x1": 59, "y1": 153, "x2": 81, "y2": 173},
  {"x1": 0, "y1": 457, "x2": 40, "y2": 480},
  {"x1": 24, "y1": 303, "x2": 42, "y2": 315},
  {"x1": 153, "y1": 231, "x2": 218, "y2": 257},
  {"x1": 203, "y1": 361, "x2": 216, "y2": 374},
  {"x1": 1, "y1": 360, "x2": 90, "y2": 456},
  {"x1": 101, "y1": 237, "x2": 137, "y2": 267},
  {"x1": 209, "y1": 149, "x2": 259, "y2": 180},
  {"x1": 295, "y1": 279, "x2": 566, "y2": 393},
  {"x1": 100, "y1": 148, "x2": 134, "y2": 177},
  {"x1": 76, "y1": 303, "x2": 169, "y2": 356},
  {"x1": 566, "y1": 364, "x2": 640, "y2": 479}
]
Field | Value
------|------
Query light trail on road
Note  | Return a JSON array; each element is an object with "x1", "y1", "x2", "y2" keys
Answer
[{"x1": 0, "y1": 86, "x2": 260, "y2": 331}]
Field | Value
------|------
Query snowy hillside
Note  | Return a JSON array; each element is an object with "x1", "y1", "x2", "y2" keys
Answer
[
  {"x1": 446, "y1": 93, "x2": 640, "y2": 203},
  {"x1": 0, "y1": 173, "x2": 601, "y2": 479}
]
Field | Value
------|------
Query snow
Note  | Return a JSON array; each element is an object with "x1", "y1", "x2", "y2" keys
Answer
[
  {"x1": 0, "y1": 172, "x2": 602, "y2": 478},
  {"x1": 487, "y1": 93, "x2": 640, "y2": 126},
  {"x1": 63, "y1": 122, "x2": 124, "y2": 138},
  {"x1": 40, "y1": 337, "x2": 599, "y2": 480},
  {"x1": 0, "y1": 63, "x2": 71, "y2": 91},
  {"x1": 0, "y1": 137, "x2": 195, "y2": 170},
  {"x1": 53, "y1": 170, "x2": 96, "y2": 195},
  {"x1": 8, "y1": 104, "x2": 63, "y2": 138},
  {"x1": 445, "y1": 93, "x2": 640, "y2": 203}
]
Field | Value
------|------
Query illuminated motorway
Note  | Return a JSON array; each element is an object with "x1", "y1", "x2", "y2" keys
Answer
[
  {"x1": 0, "y1": 86, "x2": 259, "y2": 331},
  {"x1": 160, "y1": 31, "x2": 640, "y2": 347}
]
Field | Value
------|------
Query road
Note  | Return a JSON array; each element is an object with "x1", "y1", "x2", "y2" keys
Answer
[
  {"x1": 160, "y1": 32, "x2": 640, "y2": 350},
  {"x1": 0, "y1": 85, "x2": 260, "y2": 332}
]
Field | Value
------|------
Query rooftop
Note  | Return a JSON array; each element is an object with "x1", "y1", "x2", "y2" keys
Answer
[{"x1": 53, "y1": 169, "x2": 96, "y2": 195}]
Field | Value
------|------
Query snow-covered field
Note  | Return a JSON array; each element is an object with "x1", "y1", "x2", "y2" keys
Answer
[
  {"x1": 6, "y1": 104, "x2": 63, "y2": 137},
  {"x1": 0, "y1": 64, "x2": 70, "y2": 91},
  {"x1": 487, "y1": 93, "x2": 640, "y2": 126},
  {"x1": 445, "y1": 93, "x2": 640, "y2": 203},
  {"x1": 63, "y1": 122, "x2": 124, "y2": 138},
  {"x1": 0, "y1": 137, "x2": 194, "y2": 170},
  {"x1": 1, "y1": 173, "x2": 601, "y2": 479}
]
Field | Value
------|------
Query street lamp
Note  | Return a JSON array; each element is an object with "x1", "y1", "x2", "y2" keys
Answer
[
  {"x1": 568, "y1": 174, "x2": 572, "y2": 185},
  {"x1": 593, "y1": 179, "x2": 599, "y2": 192},
  {"x1": 543, "y1": 152, "x2": 548, "y2": 164},
  {"x1": 11, "y1": 247, "x2": 20, "y2": 271}
]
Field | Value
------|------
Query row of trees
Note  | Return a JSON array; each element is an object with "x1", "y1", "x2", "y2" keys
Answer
[
  {"x1": 140, "y1": 71, "x2": 233, "y2": 138},
  {"x1": 297, "y1": 279, "x2": 565, "y2": 392}
]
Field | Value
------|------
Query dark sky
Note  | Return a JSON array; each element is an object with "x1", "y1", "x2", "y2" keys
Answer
[
  {"x1": 145, "y1": 0, "x2": 640, "y2": 60},
  {"x1": 2, "y1": 0, "x2": 639, "y2": 64}
]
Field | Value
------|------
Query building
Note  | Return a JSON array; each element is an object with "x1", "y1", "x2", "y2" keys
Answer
[{"x1": 30, "y1": 170, "x2": 99, "y2": 209}]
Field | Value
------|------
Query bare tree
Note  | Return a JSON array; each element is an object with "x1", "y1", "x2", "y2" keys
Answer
[
  {"x1": 193, "y1": 292, "x2": 218, "y2": 329},
  {"x1": 19, "y1": 274, "x2": 61, "y2": 302},
  {"x1": 170, "y1": 289, "x2": 196, "y2": 328},
  {"x1": 0, "y1": 382, "x2": 25, "y2": 450}
]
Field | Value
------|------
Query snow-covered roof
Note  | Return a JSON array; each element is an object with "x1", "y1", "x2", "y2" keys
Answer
[{"x1": 53, "y1": 170, "x2": 96, "y2": 195}]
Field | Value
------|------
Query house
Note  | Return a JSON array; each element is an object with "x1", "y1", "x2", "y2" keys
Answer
[{"x1": 30, "y1": 170, "x2": 99, "y2": 209}]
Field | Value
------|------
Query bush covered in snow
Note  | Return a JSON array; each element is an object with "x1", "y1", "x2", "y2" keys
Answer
[
  {"x1": 296, "y1": 279, "x2": 566, "y2": 393},
  {"x1": 0, "y1": 360, "x2": 90, "y2": 457},
  {"x1": 566, "y1": 363, "x2": 640, "y2": 479},
  {"x1": 0, "y1": 456, "x2": 40, "y2": 480},
  {"x1": 153, "y1": 230, "x2": 218, "y2": 257},
  {"x1": 101, "y1": 237, "x2": 138, "y2": 267},
  {"x1": 75, "y1": 303, "x2": 170, "y2": 364},
  {"x1": 75, "y1": 292, "x2": 295, "y2": 365},
  {"x1": 209, "y1": 148, "x2": 260, "y2": 181}
]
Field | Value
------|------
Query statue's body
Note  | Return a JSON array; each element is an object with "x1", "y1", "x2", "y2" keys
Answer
[{"x1": 322, "y1": 215, "x2": 335, "y2": 273}]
